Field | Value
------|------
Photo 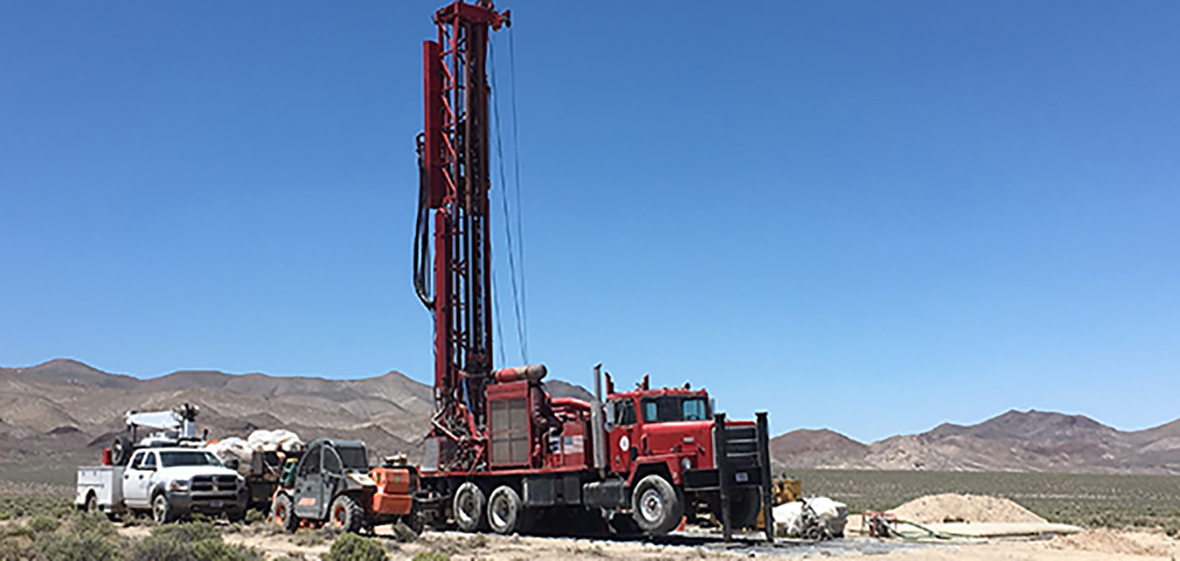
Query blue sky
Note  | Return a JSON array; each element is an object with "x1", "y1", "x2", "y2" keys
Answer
[{"x1": 2, "y1": 1, "x2": 1177, "y2": 443}]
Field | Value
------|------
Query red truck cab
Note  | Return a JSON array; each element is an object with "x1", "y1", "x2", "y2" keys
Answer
[
  {"x1": 606, "y1": 385, "x2": 714, "y2": 482},
  {"x1": 599, "y1": 374, "x2": 766, "y2": 534}
]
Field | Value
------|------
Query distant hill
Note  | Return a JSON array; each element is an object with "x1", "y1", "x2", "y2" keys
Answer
[
  {"x1": 772, "y1": 410, "x2": 1180, "y2": 475},
  {"x1": 6, "y1": 359, "x2": 1178, "y2": 483},
  {"x1": 0, "y1": 359, "x2": 597, "y2": 484}
]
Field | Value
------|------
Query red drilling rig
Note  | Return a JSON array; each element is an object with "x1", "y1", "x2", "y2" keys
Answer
[{"x1": 413, "y1": 1, "x2": 775, "y2": 539}]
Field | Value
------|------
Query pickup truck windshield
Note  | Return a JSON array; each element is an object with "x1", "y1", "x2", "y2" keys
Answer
[
  {"x1": 159, "y1": 451, "x2": 222, "y2": 468},
  {"x1": 641, "y1": 396, "x2": 710, "y2": 423}
]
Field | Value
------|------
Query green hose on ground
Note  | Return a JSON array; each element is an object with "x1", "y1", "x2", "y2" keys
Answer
[{"x1": 890, "y1": 519, "x2": 988, "y2": 544}]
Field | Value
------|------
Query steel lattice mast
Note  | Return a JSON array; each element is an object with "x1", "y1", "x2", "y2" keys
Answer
[{"x1": 416, "y1": 0, "x2": 508, "y2": 472}]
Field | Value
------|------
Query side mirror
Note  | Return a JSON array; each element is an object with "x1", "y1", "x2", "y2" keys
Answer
[{"x1": 226, "y1": 458, "x2": 240, "y2": 471}]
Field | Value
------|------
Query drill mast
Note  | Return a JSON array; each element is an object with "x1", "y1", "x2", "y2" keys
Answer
[{"x1": 415, "y1": 1, "x2": 508, "y2": 472}]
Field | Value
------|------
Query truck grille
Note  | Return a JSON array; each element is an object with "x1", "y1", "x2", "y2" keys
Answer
[{"x1": 191, "y1": 475, "x2": 238, "y2": 493}]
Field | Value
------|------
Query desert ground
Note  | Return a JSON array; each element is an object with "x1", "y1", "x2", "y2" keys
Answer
[
  {"x1": 4, "y1": 478, "x2": 1180, "y2": 561},
  {"x1": 129, "y1": 524, "x2": 1180, "y2": 561}
]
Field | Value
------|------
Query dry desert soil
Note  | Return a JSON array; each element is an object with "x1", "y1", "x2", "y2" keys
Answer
[{"x1": 114, "y1": 525, "x2": 1180, "y2": 561}]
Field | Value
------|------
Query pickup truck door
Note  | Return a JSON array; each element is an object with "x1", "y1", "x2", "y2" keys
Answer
[{"x1": 123, "y1": 451, "x2": 156, "y2": 507}]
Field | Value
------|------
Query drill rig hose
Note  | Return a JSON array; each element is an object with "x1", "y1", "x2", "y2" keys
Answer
[{"x1": 413, "y1": 136, "x2": 434, "y2": 309}]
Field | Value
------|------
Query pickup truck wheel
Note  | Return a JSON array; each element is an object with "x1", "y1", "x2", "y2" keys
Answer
[
  {"x1": 272, "y1": 494, "x2": 299, "y2": 534},
  {"x1": 487, "y1": 486, "x2": 522, "y2": 535},
  {"x1": 152, "y1": 493, "x2": 175, "y2": 525},
  {"x1": 631, "y1": 474, "x2": 682, "y2": 534},
  {"x1": 84, "y1": 492, "x2": 98, "y2": 513},
  {"x1": 329, "y1": 494, "x2": 364, "y2": 533}
]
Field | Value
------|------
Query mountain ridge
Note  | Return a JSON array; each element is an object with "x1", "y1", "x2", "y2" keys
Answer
[
  {"x1": 772, "y1": 409, "x2": 1180, "y2": 474},
  {"x1": 3, "y1": 359, "x2": 1177, "y2": 481}
]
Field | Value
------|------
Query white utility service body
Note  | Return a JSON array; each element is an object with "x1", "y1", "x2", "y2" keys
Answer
[{"x1": 75, "y1": 465, "x2": 126, "y2": 515}]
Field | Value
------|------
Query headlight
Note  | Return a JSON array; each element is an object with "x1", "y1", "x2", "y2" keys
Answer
[{"x1": 169, "y1": 480, "x2": 190, "y2": 492}]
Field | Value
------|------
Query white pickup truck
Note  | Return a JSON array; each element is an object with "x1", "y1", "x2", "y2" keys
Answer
[{"x1": 77, "y1": 447, "x2": 248, "y2": 524}]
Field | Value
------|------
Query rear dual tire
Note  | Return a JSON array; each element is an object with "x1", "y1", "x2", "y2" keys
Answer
[
  {"x1": 487, "y1": 486, "x2": 522, "y2": 535},
  {"x1": 453, "y1": 482, "x2": 486, "y2": 532}
]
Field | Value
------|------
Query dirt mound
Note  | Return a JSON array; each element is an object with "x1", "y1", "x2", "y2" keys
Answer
[
  {"x1": 1048, "y1": 528, "x2": 1168, "y2": 556},
  {"x1": 890, "y1": 494, "x2": 1046, "y2": 524}
]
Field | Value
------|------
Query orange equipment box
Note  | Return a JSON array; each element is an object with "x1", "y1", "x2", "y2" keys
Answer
[
  {"x1": 370, "y1": 467, "x2": 413, "y2": 495},
  {"x1": 371, "y1": 492, "x2": 413, "y2": 515}
]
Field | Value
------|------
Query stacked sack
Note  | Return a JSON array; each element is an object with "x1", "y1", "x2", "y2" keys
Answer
[
  {"x1": 247, "y1": 429, "x2": 303, "y2": 453},
  {"x1": 205, "y1": 429, "x2": 304, "y2": 477},
  {"x1": 773, "y1": 497, "x2": 848, "y2": 539},
  {"x1": 205, "y1": 437, "x2": 254, "y2": 477}
]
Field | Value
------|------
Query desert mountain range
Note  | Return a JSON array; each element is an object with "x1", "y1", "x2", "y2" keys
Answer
[
  {"x1": 0, "y1": 359, "x2": 588, "y2": 483},
  {"x1": 772, "y1": 412, "x2": 1180, "y2": 475},
  {"x1": 1, "y1": 359, "x2": 1177, "y2": 484}
]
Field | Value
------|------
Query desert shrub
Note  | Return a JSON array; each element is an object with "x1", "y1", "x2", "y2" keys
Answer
[
  {"x1": 190, "y1": 539, "x2": 262, "y2": 561},
  {"x1": 130, "y1": 520, "x2": 260, "y2": 561},
  {"x1": 0, "y1": 495, "x2": 73, "y2": 520},
  {"x1": 0, "y1": 534, "x2": 37, "y2": 560},
  {"x1": 244, "y1": 508, "x2": 267, "y2": 525},
  {"x1": 3, "y1": 524, "x2": 35, "y2": 540},
  {"x1": 290, "y1": 529, "x2": 323, "y2": 547},
  {"x1": 26, "y1": 514, "x2": 61, "y2": 534},
  {"x1": 33, "y1": 513, "x2": 125, "y2": 561},
  {"x1": 320, "y1": 533, "x2": 387, "y2": 561},
  {"x1": 146, "y1": 521, "x2": 222, "y2": 543},
  {"x1": 465, "y1": 533, "x2": 488, "y2": 549},
  {"x1": 410, "y1": 552, "x2": 450, "y2": 561}
]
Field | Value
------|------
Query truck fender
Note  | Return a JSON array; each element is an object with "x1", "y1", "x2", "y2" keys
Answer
[
  {"x1": 150, "y1": 481, "x2": 169, "y2": 500},
  {"x1": 626, "y1": 455, "x2": 683, "y2": 488}
]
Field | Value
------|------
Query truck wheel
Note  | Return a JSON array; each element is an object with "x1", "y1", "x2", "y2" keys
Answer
[
  {"x1": 272, "y1": 494, "x2": 299, "y2": 533},
  {"x1": 84, "y1": 492, "x2": 98, "y2": 514},
  {"x1": 152, "y1": 493, "x2": 175, "y2": 525},
  {"x1": 329, "y1": 494, "x2": 364, "y2": 533},
  {"x1": 452, "y1": 482, "x2": 486, "y2": 532},
  {"x1": 631, "y1": 474, "x2": 682, "y2": 534},
  {"x1": 729, "y1": 487, "x2": 762, "y2": 529},
  {"x1": 487, "y1": 485, "x2": 522, "y2": 535}
]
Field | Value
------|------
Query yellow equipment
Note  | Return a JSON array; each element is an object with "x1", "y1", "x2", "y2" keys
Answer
[{"x1": 755, "y1": 478, "x2": 802, "y2": 531}]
